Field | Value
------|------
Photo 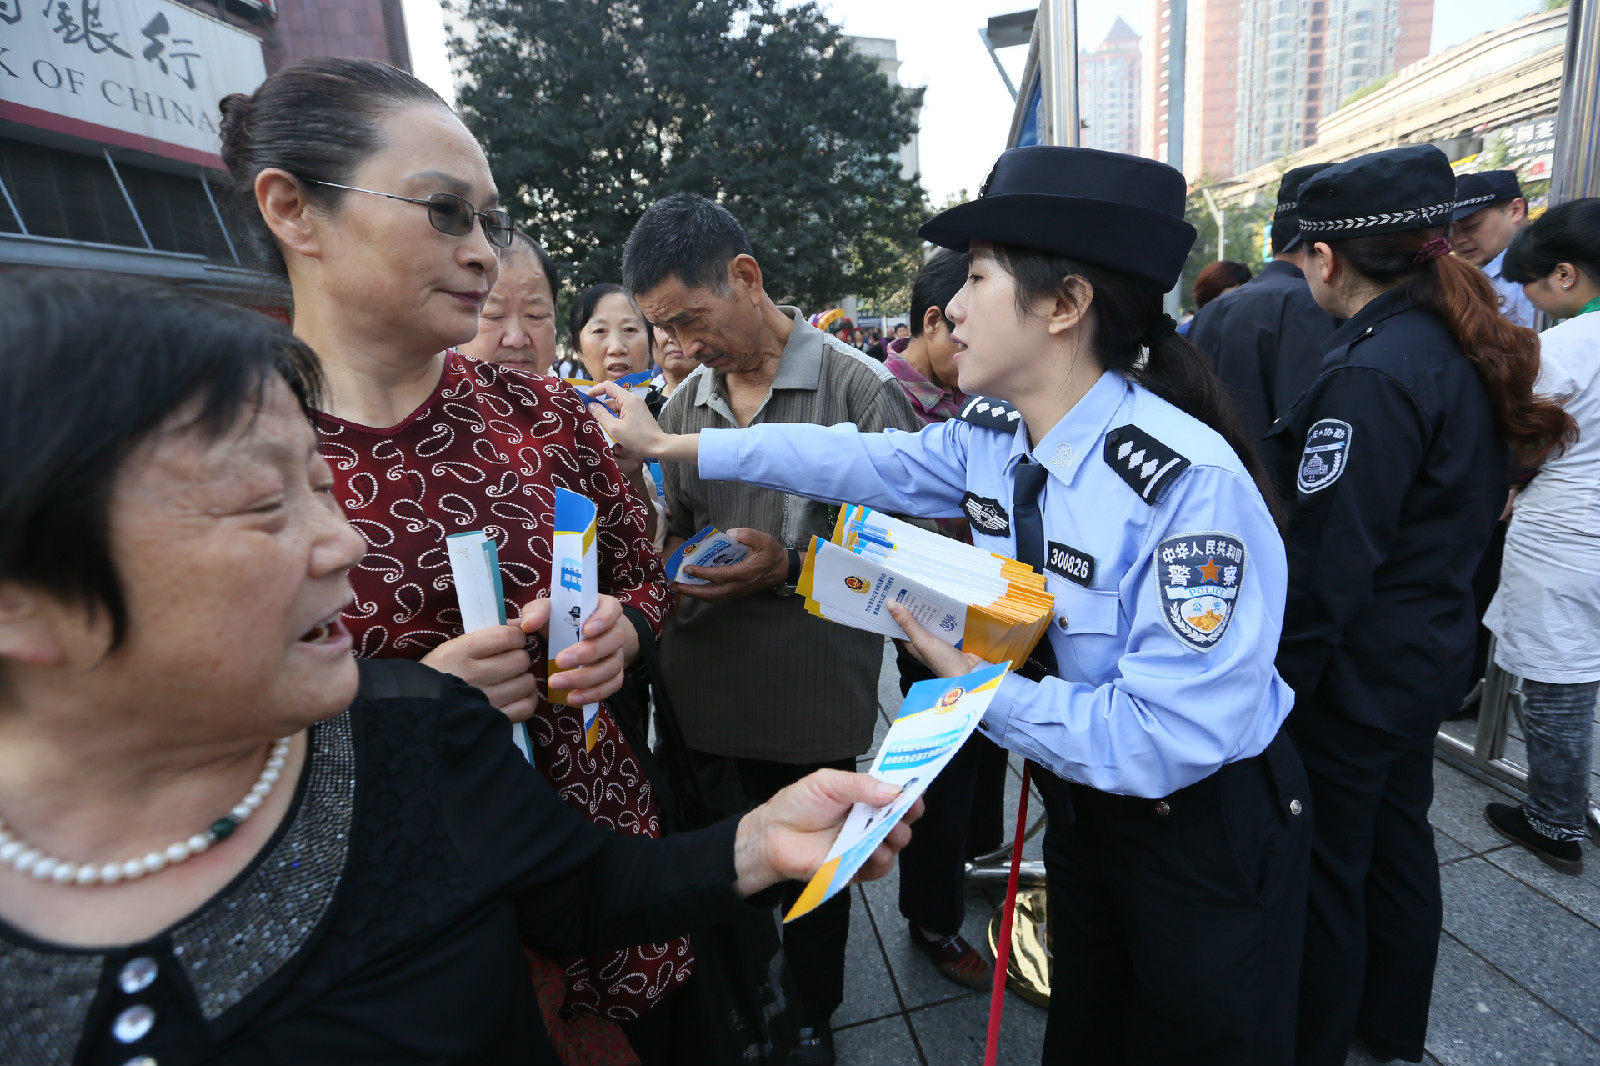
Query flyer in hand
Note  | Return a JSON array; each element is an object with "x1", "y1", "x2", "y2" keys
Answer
[
  {"x1": 664, "y1": 525, "x2": 752, "y2": 584},
  {"x1": 447, "y1": 530, "x2": 533, "y2": 761},
  {"x1": 797, "y1": 505, "x2": 1054, "y2": 668},
  {"x1": 549, "y1": 488, "x2": 602, "y2": 750},
  {"x1": 785, "y1": 662, "x2": 1010, "y2": 922}
]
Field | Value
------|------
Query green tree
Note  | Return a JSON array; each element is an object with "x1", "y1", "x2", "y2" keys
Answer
[
  {"x1": 452, "y1": 0, "x2": 928, "y2": 312},
  {"x1": 1180, "y1": 175, "x2": 1273, "y2": 311}
]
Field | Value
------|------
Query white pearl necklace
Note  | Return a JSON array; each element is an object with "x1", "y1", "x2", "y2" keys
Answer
[{"x1": 0, "y1": 737, "x2": 291, "y2": 887}]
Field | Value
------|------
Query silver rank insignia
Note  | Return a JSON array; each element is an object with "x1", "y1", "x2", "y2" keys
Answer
[
  {"x1": 957, "y1": 395, "x2": 1024, "y2": 431},
  {"x1": 1297, "y1": 418, "x2": 1352, "y2": 494},
  {"x1": 1103, "y1": 425, "x2": 1190, "y2": 504},
  {"x1": 1156, "y1": 532, "x2": 1246, "y2": 652}
]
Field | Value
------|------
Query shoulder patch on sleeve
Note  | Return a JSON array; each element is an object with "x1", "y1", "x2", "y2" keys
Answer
[
  {"x1": 956, "y1": 395, "x2": 1024, "y2": 431},
  {"x1": 1103, "y1": 425, "x2": 1191, "y2": 504},
  {"x1": 1156, "y1": 532, "x2": 1247, "y2": 652},
  {"x1": 1297, "y1": 418, "x2": 1352, "y2": 493}
]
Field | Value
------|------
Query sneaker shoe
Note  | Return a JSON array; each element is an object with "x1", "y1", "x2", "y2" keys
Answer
[
  {"x1": 1485, "y1": 802, "x2": 1583, "y2": 875},
  {"x1": 789, "y1": 1023, "x2": 835, "y2": 1066},
  {"x1": 908, "y1": 922, "x2": 994, "y2": 990}
]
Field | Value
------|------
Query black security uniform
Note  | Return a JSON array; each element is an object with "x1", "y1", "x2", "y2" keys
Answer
[
  {"x1": 1188, "y1": 164, "x2": 1339, "y2": 440},
  {"x1": 1262, "y1": 146, "x2": 1507, "y2": 1066}
]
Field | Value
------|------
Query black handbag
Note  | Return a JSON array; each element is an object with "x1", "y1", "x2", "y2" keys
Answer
[{"x1": 617, "y1": 610, "x2": 802, "y2": 1066}]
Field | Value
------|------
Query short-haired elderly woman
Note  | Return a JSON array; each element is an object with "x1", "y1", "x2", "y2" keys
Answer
[
  {"x1": 0, "y1": 272, "x2": 911, "y2": 1066},
  {"x1": 217, "y1": 57, "x2": 681, "y2": 1048}
]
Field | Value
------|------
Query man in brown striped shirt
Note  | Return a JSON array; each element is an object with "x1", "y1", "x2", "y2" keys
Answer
[{"x1": 623, "y1": 193, "x2": 922, "y2": 1065}]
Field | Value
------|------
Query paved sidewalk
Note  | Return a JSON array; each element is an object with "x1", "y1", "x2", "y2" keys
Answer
[{"x1": 839, "y1": 643, "x2": 1600, "y2": 1065}]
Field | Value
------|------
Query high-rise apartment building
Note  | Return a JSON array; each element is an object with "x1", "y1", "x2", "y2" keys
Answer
[
  {"x1": 1143, "y1": 0, "x2": 1433, "y2": 179},
  {"x1": 1080, "y1": 17, "x2": 1142, "y2": 155},
  {"x1": 1234, "y1": 0, "x2": 1432, "y2": 173}
]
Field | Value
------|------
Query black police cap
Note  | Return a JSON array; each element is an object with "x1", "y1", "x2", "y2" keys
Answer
[
  {"x1": 1274, "y1": 162, "x2": 1335, "y2": 251},
  {"x1": 1452, "y1": 169, "x2": 1525, "y2": 220},
  {"x1": 919, "y1": 146, "x2": 1197, "y2": 290},
  {"x1": 1296, "y1": 145, "x2": 1457, "y2": 242}
]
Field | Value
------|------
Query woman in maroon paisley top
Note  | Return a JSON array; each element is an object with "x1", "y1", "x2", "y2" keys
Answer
[{"x1": 219, "y1": 57, "x2": 684, "y2": 1062}]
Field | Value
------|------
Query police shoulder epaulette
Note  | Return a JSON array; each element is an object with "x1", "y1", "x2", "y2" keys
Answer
[
  {"x1": 956, "y1": 395, "x2": 1023, "y2": 431},
  {"x1": 1103, "y1": 424, "x2": 1191, "y2": 504}
]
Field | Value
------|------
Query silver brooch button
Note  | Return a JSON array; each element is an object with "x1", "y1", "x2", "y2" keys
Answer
[
  {"x1": 1057, "y1": 615, "x2": 1069, "y2": 630},
  {"x1": 119, "y1": 956, "x2": 158, "y2": 995},
  {"x1": 113, "y1": 1004, "x2": 155, "y2": 1043},
  {"x1": 122, "y1": 1058, "x2": 158, "y2": 1066},
  {"x1": 1289, "y1": 799, "x2": 1304, "y2": 816},
  {"x1": 1154, "y1": 800, "x2": 1171, "y2": 816}
]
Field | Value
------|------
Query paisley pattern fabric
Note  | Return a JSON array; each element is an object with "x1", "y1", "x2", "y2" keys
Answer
[{"x1": 315, "y1": 352, "x2": 688, "y2": 1019}]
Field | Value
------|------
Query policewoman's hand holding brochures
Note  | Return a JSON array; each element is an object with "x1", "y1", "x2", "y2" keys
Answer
[
  {"x1": 785, "y1": 662, "x2": 1010, "y2": 921},
  {"x1": 799, "y1": 505, "x2": 1054, "y2": 668}
]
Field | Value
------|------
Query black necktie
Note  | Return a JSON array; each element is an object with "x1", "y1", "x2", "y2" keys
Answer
[{"x1": 1013, "y1": 458, "x2": 1059, "y2": 678}]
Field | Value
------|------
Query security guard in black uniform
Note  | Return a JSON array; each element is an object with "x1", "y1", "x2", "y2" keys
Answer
[
  {"x1": 1264, "y1": 145, "x2": 1570, "y2": 1065},
  {"x1": 1188, "y1": 164, "x2": 1339, "y2": 440}
]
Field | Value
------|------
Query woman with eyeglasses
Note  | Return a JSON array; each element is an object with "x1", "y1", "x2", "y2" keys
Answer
[{"x1": 219, "y1": 57, "x2": 684, "y2": 1062}]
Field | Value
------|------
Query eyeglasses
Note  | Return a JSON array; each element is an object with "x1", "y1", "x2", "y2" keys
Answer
[{"x1": 303, "y1": 180, "x2": 513, "y2": 249}]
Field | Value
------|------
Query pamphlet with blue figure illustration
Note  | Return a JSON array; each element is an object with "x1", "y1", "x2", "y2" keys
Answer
[
  {"x1": 784, "y1": 662, "x2": 1010, "y2": 922},
  {"x1": 549, "y1": 488, "x2": 601, "y2": 750}
]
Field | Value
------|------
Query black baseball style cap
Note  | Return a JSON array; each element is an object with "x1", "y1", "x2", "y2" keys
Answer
[
  {"x1": 1451, "y1": 170, "x2": 1525, "y2": 220},
  {"x1": 1296, "y1": 145, "x2": 1458, "y2": 242},
  {"x1": 919, "y1": 146, "x2": 1197, "y2": 290}
]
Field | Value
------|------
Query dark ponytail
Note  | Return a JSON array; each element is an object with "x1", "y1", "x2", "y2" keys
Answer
[
  {"x1": 990, "y1": 244, "x2": 1285, "y2": 529},
  {"x1": 1326, "y1": 227, "x2": 1577, "y2": 467},
  {"x1": 218, "y1": 57, "x2": 449, "y2": 276}
]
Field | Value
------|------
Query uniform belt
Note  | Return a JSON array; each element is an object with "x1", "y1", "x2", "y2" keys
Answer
[{"x1": 1032, "y1": 728, "x2": 1306, "y2": 822}]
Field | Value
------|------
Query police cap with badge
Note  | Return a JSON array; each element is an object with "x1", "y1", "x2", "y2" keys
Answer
[
  {"x1": 919, "y1": 146, "x2": 1202, "y2": 504},
  {"x1": 1451, "y1": 169, "x2": 1524, "y2": 221},
  {"x1": 1274, "y1": 162, "x2": 1334, "y2": 252}
]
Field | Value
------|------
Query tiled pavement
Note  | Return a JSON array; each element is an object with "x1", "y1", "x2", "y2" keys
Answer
[{"x1": 839, "y1": 642, "x2": 1600, "y2": 1065}]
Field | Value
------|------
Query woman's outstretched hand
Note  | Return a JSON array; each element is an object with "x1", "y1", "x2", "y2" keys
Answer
[
  {"x1": 585, "y1": 382, "x2": 700, "y2": 463},
  {"x1": 732, "y1": 769, "x2": 922, "y2": 897}
]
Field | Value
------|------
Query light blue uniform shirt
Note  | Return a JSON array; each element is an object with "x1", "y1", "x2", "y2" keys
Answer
[
  {"x1": 1485, "y1": 248, "x2": 1537, "y2": 328},
  {"x1": 698, "y1": 370, "x2": 1294, "y2": 799}
]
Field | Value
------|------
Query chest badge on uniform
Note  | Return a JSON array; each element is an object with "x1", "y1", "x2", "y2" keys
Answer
[
  {"x1": 1046, "y1": 541, "x2": 1095, "y2": 587},
  {"x1": 1156, "y1": 532, "x2": 1247, "y2": 653},
  {"x1": 960, "y1": 491, "x2": 1012, "y2": 536},
  {"x1": 1297, "y1": 418, "x2": 1353, "y2": 494}
]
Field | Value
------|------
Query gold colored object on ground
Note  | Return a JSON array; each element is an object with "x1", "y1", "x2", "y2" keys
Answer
[{"x1": 986, "y1": 886, "x2": 1051, "y2": 1007}]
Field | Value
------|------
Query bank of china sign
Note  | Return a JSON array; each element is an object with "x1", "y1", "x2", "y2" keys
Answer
[{"x1": 0, "y1": 0, "x2": 267, "y2": 165}]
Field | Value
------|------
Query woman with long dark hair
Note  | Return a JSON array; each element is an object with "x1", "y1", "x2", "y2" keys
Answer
[
  {"x1": 1264, "y1": 145, "x2": 1578, "y2": 1066},
  {"x1": 1481, "y1": 199, "x2": 1600, "y2": 873},
  {"x1": 592, "y1": 145, "x2": 1313, "y2": 1066}
]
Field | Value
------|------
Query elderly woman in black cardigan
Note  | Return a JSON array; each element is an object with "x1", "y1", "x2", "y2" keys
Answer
[{"x1": 0, "y1": 272, "x2": 912, "y2": 1065}]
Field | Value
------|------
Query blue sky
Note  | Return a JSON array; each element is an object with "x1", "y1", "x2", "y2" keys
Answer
[{"x1": 401, "y1": 0, "x2": 1544, "y2": 205}]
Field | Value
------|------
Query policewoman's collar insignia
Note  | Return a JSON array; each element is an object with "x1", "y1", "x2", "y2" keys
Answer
[
  {"x1": 1156, "y1": 532, "x2": 1246, "y2": 653},
  {"x1": 1102, "y1": 425, "x2": 1190, "y2": 504},
  {"x1": 957, "y1": 395, "x2": 1023, "y2": 431},
  {"x1": 960, "y1": 491, "x2": 1011, "y2": 536},
  {"x1": 1297, "y1": 418, "x2": 1353, "y2": 494}
]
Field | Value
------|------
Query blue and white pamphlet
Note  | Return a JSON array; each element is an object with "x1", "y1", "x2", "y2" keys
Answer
[
  {"x1": 784, "y1": 662, "x2": 1010, "y2": 922},
  {"x1": 664, "y1": 525, "x2": 752, "y2": 585},
  {"x1": 549, "y1": 488, "x2": 602, "y2": 750},
  {"x1": 447, "y1": 530, "x2": 533, "y2": 761}
]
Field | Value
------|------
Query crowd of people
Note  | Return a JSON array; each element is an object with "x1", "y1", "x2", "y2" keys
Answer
[{"x1": 1, "y1": 53, "x2": 1597, "y2": 1066}]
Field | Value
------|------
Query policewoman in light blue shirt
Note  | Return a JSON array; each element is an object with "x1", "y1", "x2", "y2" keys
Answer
[{"x1": 594, "y1": 146, "x2": 1312, "y2": 1066}]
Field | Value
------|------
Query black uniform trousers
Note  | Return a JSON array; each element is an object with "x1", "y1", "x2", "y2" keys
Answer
[
  {"x1": 712, "y1": 753, "x2": 856, "y2": 1025},
  {"x1": 1036, "y1": 731, "x2": 1312, "y2": 1066},
  {"x1": 895, "y1": 648, "x2": 1010, "y2": 935},
  {"x1": 1287, "y1": 699, "x2": 1440, "y2": 1066}
]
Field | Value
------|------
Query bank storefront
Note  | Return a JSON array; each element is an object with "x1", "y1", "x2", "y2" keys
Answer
[{"x1": 0, "y1": 0, "x2": 281, "y2": 304}]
